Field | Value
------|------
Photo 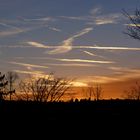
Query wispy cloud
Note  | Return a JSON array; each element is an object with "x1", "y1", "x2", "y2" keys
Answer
[
  {"x1": 0, "y1": 22, "x2": 31, "y2": 37},
  {"x1": 88, "y1": 13, "x2": 122, "y2": 25},
  {"x1": 60, "y1": 13, "x2": 121, "y2": 26},
  {"x1": 48, "y1": 27, "x2": 61, "y2": 32},
  {"x1": 14, "y1": 70, "x2": 46, "y2": 77},
  {"x1": 0, "y1": 16, "x2": 56, "y2": 37},
  {"x1": 62, "y1": 27, "x2": 93, "y2": 45},
  {"x1": 55, "y1": 58, "x2": 113, "y2": 64},
  {"x1": 9, "y1": 61, "x2": 49, "y2": 69},
  {"x1": 27, "y1": 42, "x2": 48, "y2": 48},
  {"x1": 97, "y1": 67, "x2": 140, "y2": 83},
  {"x1": 18, "y1": 16, "x2": 54, "y2": 22},
  {"x1": 117, "y1": 69, "x2": 140, "y2": 81},
  {"x1": 112, "y1": 68, "x2": 140, "y2": 83},
  {"x1": 124, "y1": 24, "x2": 140, "y2": 27},
  {"x1": 94, "y1": 19, "x2": 116, "y2": 25},
  {"x1": 48, "y1": 27, "x2": 93, "y2": 54},
  {"x1": 73, "y1": 75, "x2": 119, "y2": 85},
  {"x1": 72, "y1": 81, "x2": 87, "y2": 87},
  {"x1": 82, "y1": 50, "x2": 106, "y2": 59},
  {"x1": 47, "y1": 45, "x2": 71, "y2": 54},
  {"x1": 45, "y1": 63, "x2": 97, "y2": 67},
  {"x1": 109, "y1": 66, "x2": 126, "y2": 71},
  {"x1": 78, "y1": 45, "x2": 140, "y2": 50},
  {"x1": 27, "y1": 27, "x2": 93, "y2": 53},
  {"x1": 0, "y1": 21, "x2": 49, "y2": 37},
  {"x1": 59, "y1": 16, "x2": 86, "y2": 21},
  {"x1": 59, "y1": 7, "x2": 122, "y2": 26},
  {"x1": 81, "y1": 70, "x2": 140, "y2": 86},
  {"x1": 90, "y1": 6, "x2": 102, "y2": 15},
  {"x1": 0, "y1": 28, "x2": 31, "y2": 37},
  {"x1": 83, "y1": 50, "x2": 97, "y2": 56},
  {"x1": 9, "y1": 41, "x2": 140, "y2": 53},
  {"x1": 77, "y1": 68, "x2": 140, "y2": 84},
  {"x1": 92, "y1": 76, "x2": 119, "y2": 83},
  {"x1": 0, "y1": 22, "x2": 20, "y2": 30}
]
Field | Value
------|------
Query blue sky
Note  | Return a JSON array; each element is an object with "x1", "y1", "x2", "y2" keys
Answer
[{"x1": 0, "y1": 0, "x2": 140, "y2": 89}]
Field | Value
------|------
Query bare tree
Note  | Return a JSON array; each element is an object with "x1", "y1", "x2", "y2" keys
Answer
[
  {"x1": 123, "y1": 82, "x2": 140, "y2": 100},
  {"x1": 18, "y1": 80, "x2": 31, "y2": 101},
  {"x1": 0, "y1": 72, "x2": 8, "y2": 100},
  {"x1": 83, "y1": 82, "x2": 103, "y2": 101},
  {"x1": 6, "y1": 71, "x2": 19, "y2": 100},
  {"x1": 18, "y1": 73, "x2": 73, "y2": 102},
  {"x1": 123, "y1": 8, "x2": 140, "y2": 40},
  {"x1": 93, "y1": 83, "x2": 103, "y2": 101},
  {"x1": 82, "y1": 82, "x2": 94, "y2": 100}
]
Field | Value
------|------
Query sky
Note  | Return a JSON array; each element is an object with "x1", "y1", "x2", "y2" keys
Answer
[{"x1": 0, "y1": 0, "x2": 140, "y2": 99}]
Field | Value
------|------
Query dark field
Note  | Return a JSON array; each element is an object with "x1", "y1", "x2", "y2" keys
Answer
[
  {"x1": 1, "y1": 100, "x2": 140, "y2": 137},
  {"x1": 1, "y1": 100, "x2": 140, "y2": 121}
]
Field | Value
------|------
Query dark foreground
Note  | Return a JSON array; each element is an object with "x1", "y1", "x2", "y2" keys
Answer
[
  {"x1": 1, "y1": 99, "x2": 140, "y2": 121},
  {"x1": 1, "y1": 100, "x2": 140, "y2": 137}
]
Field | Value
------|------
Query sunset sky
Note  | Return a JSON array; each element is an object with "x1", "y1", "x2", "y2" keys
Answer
[{"x1": 0, "y1": 0, "x2": 140, "y2": 99}]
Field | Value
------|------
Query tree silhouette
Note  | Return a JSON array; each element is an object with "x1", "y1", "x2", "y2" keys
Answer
[
  {"x1": 82, "y1": 82, "x2": 94, "y2": 100},
  {"x1": 124, "y1": 82, "x2": 140, "y2": 100},
  {"x1": 0, "y1": 72, "x2": 8, "y2": 100},
  {"x1": 18, "y1": 80, "x2": 31, "y2": 101},
  {"x1": 18, "y1": 73, "x2": 73, "y2": 102},
  {"x1": 123, "y1": 8, "x2": 140, "y2": 40},
  {"x1": 83, "y1": 82, "x2": 103, "y2": 101},
  {"x1": 6, "y1": 71, "x2": 19, "y2": 100},
  {"x1": 93, "y1": 83, "x2": 103, "y2": 101}
]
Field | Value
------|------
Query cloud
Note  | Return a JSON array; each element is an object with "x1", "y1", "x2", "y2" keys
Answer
[
  {"x1": 124, "y1": 24, "x2": 140, "y2": 27},
  {"x1": 0, "y1": 28, "x2": 30, "y2": 37},
  {"x1": 9, "y1": 61, "x2": 49, "y2": 69},
  {"x1": 82, "y1": 50, "x2": 106, "y2": 59},
  {"x1": 0, "y1": 22, "x2": 20, "y2": 30},
  {"x1": 27, "y1": 42, "x2": 48, "y2": 48},
  {"x1": 27, "y1": 27, "x2": 93, "y2": 54},
  {"x1": 59, "y1": 16, "x2": 86, "y2": 21},
  {"x1": 14, "y1": 70, "x2": 46, "y2": 78},
  {"x1": 55, "y1": 58, "x2": 113, "y2": 64},
  {"x1": 45, "y1": 63, "x2": 97, "y2": 67},
  {"x1": 48, "y1": 27, "x2": 93, "y2": 54},
  {"x1": 59, "y1": 7, "x2": 122, "y2": 26},
  {"x1": 78, "y1": 45, "x2": 140, "y2": 50},
  {"x1": 48, "y1": 27, "x2": 61, "y2": 32},
  {"x1": 98, "y1": 67, "x2": 140, "y2": 83},
  {"x1": 88, "y1": 13, "x2": 122, "y2": 25},
  {"x1": 0, "y1": 16, "x2": 56, "y2": 37},
  {"x1": 9, "y1": 41, "x2": 140, "y2": 53},
  {"x1": 0, "y1": 21, "x2": 48, "y2": 37},
  {"x1": 71, "y1": 81, "x2": 87, "y2": 87},
  {"x1": 118, "y1": 69, "x2": 140, "y2": 81},
  {"x1": 90, "y1": 6, "x2": 102, "y2": 15},
  {"x1": 61, "y1": 13, "x2": 121, "y2": 26},
  {"x1": 62, "y1": 27, "x2": 93, "y2": 46},
  {"x1": 23, "y1": 42, "x2": 140, "y2": 58},
  {"x1": 94, "y1": 19, "x2": 116, "y2": 25},
  {"x1": 109, "y1": 66, "x2": 126, "y2": 71},
  {"x1": 92, "y1": 76, "x2": 119, "y2": 83},
  {"x1": 83, "y1": 50, "x2": 98, "y2": 56},
  {"x1": 114, "y1": 69, "x2": 140, "y2": 83},
  {"x1": 0, "y1": 22, "x2": 32, "y2": 37},
  {"x1": 18, "y1": 16, "x2": 54, "y2": 22},
  {"x1": 73, "y1": 67, "x2": 140, "y2": 86},
  {"x1": 48, "y1": 45, "x2": 72, "y2": 54},
  {"x1": 73, "y1": 75, "x2": 120, "y2": 85}
]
